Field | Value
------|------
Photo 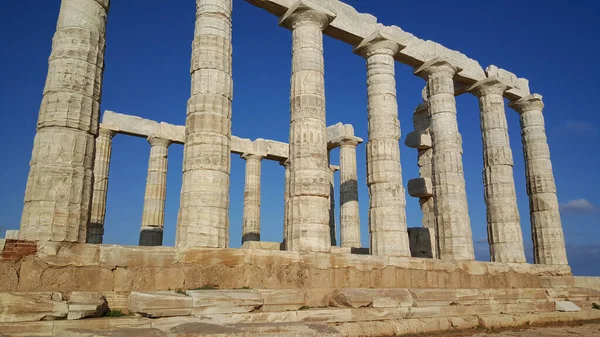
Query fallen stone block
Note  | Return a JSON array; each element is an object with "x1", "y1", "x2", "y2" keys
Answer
[
  {"x1": 129, "y1": 292, "x2": 192, "y2": 318},
  {"x1": 407, "y1": 178, "x2": 433, "y2": 198},
  {"x1": 0, "y1": 292, "x2": 68, "y2": 323},
  {"x1": 234, "y1": 322, "x2": 342, "y2": 337},
  {"x1": 56, "y1": 328, "x2": 165, "y2": 337},
  {"x1": 258, "y1": 289, "x2": 304, "y2": 311},
  {"x1": 166, "y1": 323, "x2": 244, "y2": 337},
  {"x1": 187, "y1": 290, "x2": 263, "y2": 315},
  {"x1": 555, "y1": 301, "x2": 580, "y2": 312},
  {"x1": 67, "y1": 292, "x2": 109, "y2": 320},
  {"x1": 330, "y1": 289, "x2": 374, "y2": 308}
]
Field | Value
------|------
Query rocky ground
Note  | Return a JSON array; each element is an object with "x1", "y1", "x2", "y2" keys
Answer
[{"x1": 407, "y1": 320, "x2": 600, "y2": 337}]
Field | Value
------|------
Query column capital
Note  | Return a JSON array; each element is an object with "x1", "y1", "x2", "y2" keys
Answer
[
  {"x1": 147, "y1": 135, "x2": 172, "y2": 148},
  {"x1": 354, "y1": 30, "x2": 404, "y2": 58},
  {"x1": 508, "y1": 93, "x2": 544, "y2": 113},
  {"x1": 93, "y1": 0, "x2": 110, "y2": 10},
  {"x1": 467, "y1": 77, "x2": 511, "y2": 97},
  {"x1": 414, "y1": 57, "x2": 463, "y2": 80},
  {"x1": 280, "y1": 159, "x2": 290, "y2": 168},
  {"x1": 329, "y1": 165, "x2": 340, "y2": 174},
  {"x1": 331, "y1": 136, "x2": 362, "y2": 149},
  {"x1": 241, "y1": 153, "x2": 264, "y2": 161},
  {"x1": 279, "y1": 0, "x2": 336, "y2": 31},
  {"x1": 98, "y1": 127, "x2": 117, "y2": 138}
]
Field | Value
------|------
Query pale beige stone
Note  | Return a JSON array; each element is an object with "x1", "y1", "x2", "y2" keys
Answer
[
  {"x1": 234, "y1": 322, "x2": 342, "y2": 337},
  {"x1": 509, "y1": 94, "x2": 568, "y2": 265},
  {"x1": 166, "y1": 323, "x2": 243, "y2": 337},
  {"x1": 67, "y1": 292, "x2": 108, "y2": 320},
  {"x1": 0, "y1": 292, "x2": 68, "y2": 323},
  {"x1": 241, "y1": 154, "x2": 264, "y2": 244},
  {"x1": 281, "y1": 160, "x2": 291, "y2": 249},
  {"x1": 5, "y1": 230, "x2": 19, "y2": 240},
  {"x1": 355, "y1": 31, "x2": 410, "y2": 257},
  {"x1": 20, "y1": 0, "x2": 110, "y2": 243},
  {"x1": 414, "y1": 58, "x2": 474, "y2": 261},
  {"x1": 176, "y1": 0, "x2": 233, "y2": 249},
  {"x1": 88, "y1": 127, "x2": 116, "y2": 244},
  {"x1": 258, "y1": 289, "x2": 305, "y2": 312},
  {"x1": 240, "y1": 241, "x2": 281, "y2": 250},
  {"x1": 280, "y1": 2, "x2": 336, "y2": 253},
  {"x1": 0, "y1": 321, "x2": 54, "y2": 337},
  {"x1": 128, "y1": 292, "x2": 192, "y2": 318},
  {"x1": 140, "y1": 136, "x2": 172, "y2": 245},
  {"x1": 56, "y1": 328, "x2": 164, "y2": 337},
  {"x1": 469, "y1": 77, "x2": 526, "y2": 263},
  {"x1": 187, "y1": 290, "x2": 263, "y2": 315}
]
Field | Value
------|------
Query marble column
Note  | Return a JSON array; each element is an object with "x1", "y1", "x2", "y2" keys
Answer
[
  {"x1": 280, "y1": 3, "x2": 335, "y2": 253},
  {"x1": 20, "y1": 0, "x2": 110, "y2": 242},
  {"x1": 509, "y1": 94, "x2": 568, "y2": 265},
  {"x1": 177, "y1": 0, "x2": 233, "y2": 248},
  {"x1": 241, "y1": 154, "x2": 263, "y2": 243},
  {"x1": 410, "y1": 102, "x2": 438, "y2": 258},
  {"x1": 355, "y1": 35, "x2": 410, "y2": 257},
  {"x1": 338, "y1": 139, "x2": 361, "y2": 248},
  {"x1": 87, "y1": 127, "x2": 116, "y2": 244},
  {"x1": 469, "y1": 78, "x2": 526, "y2": 263},
  {"x1": 415, "y1": 59, "x2": 475, "y2": 260},
  {"x1": 329, "y1": 165, "x2": 339, "y2": 246},
  {"x1": 281, "y1": 160, "x2": 290, "y2": 248},
  {"x1": 139, "y1": 136, "x2": 172, "y2": 246}
]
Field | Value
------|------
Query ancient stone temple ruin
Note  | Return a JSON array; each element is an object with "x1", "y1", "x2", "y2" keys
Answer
[{"x1": 1, "y1": 0, "x2": 599, "y2": 336}]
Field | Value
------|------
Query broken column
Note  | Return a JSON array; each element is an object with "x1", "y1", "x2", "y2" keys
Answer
[
  {"x1": 177, "y1": 0, "x2": 233, "y2": 248},
  {"x1": 469, "y1": 77, "x2": 526, "y2": 263},
  {"x1": 241, "y1": 153, "x2": 263, "y2": 243},
  {"x1": 405, "y1": 101, "x2": 437, "y2": 258},
  {"x1": 414, "y1": 58, "x2": 474, "y2": 261},
  {"x1": 279, "y1": 1, "x2": 335, "y2": 253},
  {"x1": 88, "y1": 127, "x2": 116, "y2": 244},
  {"x1": 509, "y1": 94, "x2": 568, "y2": 265},
  {"x1": 281, "y1": 159, "x2": 290, "y2": 248},
  {"x1": 355, "y1": 32, "x2": 410, "y2": 257},
  {"x1": 328, "y1": 164, "x2": 339, "y2": 246},
  {"x1": 20, "y1": 0, "x2": 110, "y2": 242},
  {"x1": 139, "y1": 136, "x2": 172, "y2": 246}
]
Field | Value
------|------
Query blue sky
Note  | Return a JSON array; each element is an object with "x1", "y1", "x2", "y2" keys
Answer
[{"x1": 0, "y1": 1, "x2": 598, "y2": 276}]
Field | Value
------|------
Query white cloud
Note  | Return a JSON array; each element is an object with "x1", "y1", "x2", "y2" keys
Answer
[
  {"x1": 556, "y1": 121, "x2": 598, "y2": 138},
  {"x1": 560, "y1": 199, "x2": 596, "y2": 213}
]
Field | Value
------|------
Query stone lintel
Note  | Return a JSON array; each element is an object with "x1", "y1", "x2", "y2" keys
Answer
[
  {"x1": 508, "y1": 93, "x2": 544, "y2": 114},
  {"x1": 486, "y1": 65, "x2": 531, "y2": 100},
  {"x1": 407, "y1": 178, "x2": 433, "y2": 198},
  {"x1": 404, "y1": 131, "x2": 431, "y2": 150},
  {"x1": 414, "y1": 57, "x2": 464, "y2": 79},
  {"x1": 467, "y1": 76, "x2": 513, "y2": 97},
  {"x1": 279, "y1": 0, "x2": 337, "y2": 29}
]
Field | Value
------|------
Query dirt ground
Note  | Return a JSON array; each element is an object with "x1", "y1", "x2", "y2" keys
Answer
[{"x1": 407, "y1": 320, "x2": 600, "y2": 337}]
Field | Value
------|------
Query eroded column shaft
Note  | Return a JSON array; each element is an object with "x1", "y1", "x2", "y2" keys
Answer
[
  {"x1": 474, "y1": 82, "x2": 525, "y2": 263},
  {"x1": 329, "y1": 164, "x2": 339, "y2": 246},
  {"x1": 20, "y1": 0, "x2": 110, "y2": 242},
  {"x1": 510, "y1": 95, "x2": 568, "y2": 265},
  {"x1": 242, "y1": 154, "x2": 262, "y2": 243},
  {"x1": 363, "y1": 41, "x2": 410, "y2": 256},
  {"x1": 283, "y1": 9, "x2": 331, "y2": 253},
  {"x1": 177, "y1": 0, "x2": 233, "y2": 248},
  {"x1": 339, "y1": 142, "x2": 361, "y2": 248},
  {"x1": 281, "y1": 160, "x2": 290, "y2": 248},
  {"x1": 88, "y1": 128, "x2": 115, "y2": 244},
  {"x1": 140, "y1": 137, "x2": 171, "y2": 246},
  {"x1": 416, "y1": 61, "x2": 474, "y2": 260}
]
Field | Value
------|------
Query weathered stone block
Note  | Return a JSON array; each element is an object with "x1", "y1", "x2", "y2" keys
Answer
[
  {"x1": 0, "y1": 292, "x2": 68, "y2": 323},
  {"x1": 407, "y1": 227, "x2": 433, "y2": 258},
  {"x1": 67, "y1": 292, "x2": 108, "y2": 320},
  {"x1": 187, "y1": 290, "x2": 263, "y2": 315},
  {"x1": 555, "y1": 301, "x2": 580, "y2": 312},
  {"x1": 258, "y1": 289, "x2": 304, "y2": 311},
  {"x1": 128, "y1": 292, "x2": 192, "y2": 318}
]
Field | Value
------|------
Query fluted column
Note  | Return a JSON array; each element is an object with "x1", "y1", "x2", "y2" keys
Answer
[
  {"x1": 338, "y1": 139, "x2": 361, "y2": 248},
  {"x1": 415, "y1": 59, "x2": 474, "y2": 260},
  {"x1": 87, "y1": 127, "x2": 116, "y2": 244},
  {"x1": 241, "y1": 154, "x2": 263, "y2": 243},
  {"x1": 280, "y1": 3, "x2": 335, "y2": 253},
  {"x1": 470, "y1": 78, "x2": 526, "y2": 263},
  {"x1": 281, "y1": 160, "x2": 290, "y2": 248},
  {"x1": 177, "y1": 0, "x2": 233, "y2": 248},
  {"x1": 509, "y1": 94, "x2": 568, "y2": 265},
  {"x1": 355, "y1": 35, "x2": 410, "y2": 257},
  {"x1": 139, "y1": 136, "x2": 172, "y2": 246},
  {"x1": 328, "y1": 164, "x2": 339, "y2": 246},
  {"x1": 409, "y1": 102, "x2": 438, "y2": 258},
  {"x1": 20, "y1": 0, "x2": 110, "y2": 242}
]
